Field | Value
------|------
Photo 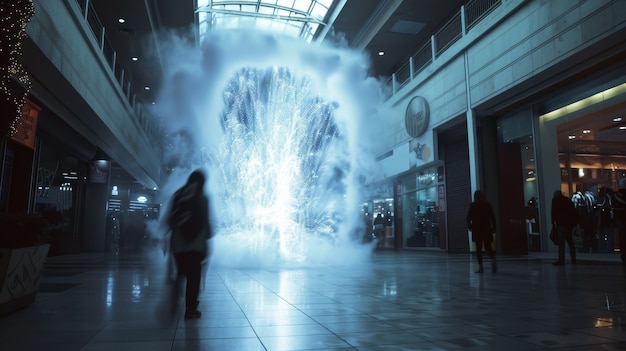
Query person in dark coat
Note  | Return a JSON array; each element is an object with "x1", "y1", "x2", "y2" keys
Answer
[
  {"x1": 166, "y1": 169, "x2": 212, "y2": 319},
  {"x1": 373, "y1": 213, "x2": 386, "y2": 247},
  {"x1": 551, "y1": 190, "x2": 578, "y2": 266},
  {"x1": 613, "y1": 178, "x2": 626, "y2": 266},
  {"x1": 466, "y1": 190, "x2": 497, "y2": 273}
]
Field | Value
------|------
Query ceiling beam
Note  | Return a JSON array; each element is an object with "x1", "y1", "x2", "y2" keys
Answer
[{"x1": 351, "y1": 0, "x2": 402, "y2": 50}]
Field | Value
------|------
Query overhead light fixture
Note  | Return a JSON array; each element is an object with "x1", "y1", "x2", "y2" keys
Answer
[
  {"x1": 118, "y1": 18, "x2": 126, "y2": 24},
  {"x1": 582, "y1": 129, "x2": 591, "y2": 134},
  {"x1": 620, "y1": 126, "x2": 626, "y2": 130},
  {"x1": 568, "y1": 135, "x2": 576, "y2": 139},
  {"x1": 144, "y1": 86, "x2": 150, "y2": 90},
  {"x1": 378, "y1": 51, "x2": 385, "y2": 56},
  {"x1": 131, "y1": 57, "x2": 138, "y2": 61},
  {"x1": 614, "y1": 117, "x2": 623, "y2": 122}
]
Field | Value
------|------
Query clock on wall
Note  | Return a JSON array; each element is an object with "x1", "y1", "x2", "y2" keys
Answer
[{"x1": 405, "y1": 96, "x2": 429, "y2": 137}]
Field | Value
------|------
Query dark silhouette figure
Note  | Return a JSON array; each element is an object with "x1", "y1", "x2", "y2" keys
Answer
[
  {"x1": 551, "y1": 190, "x2": 579, "y2": 266},
  {"x1": 597, "y1": 186, "x2": 614, "y2": 253},
  {"x1": 362, "y1": 213, "x2": 373, "y2": 243},
  {"x1": 466, "y1": 190, "x2": 497, "y2": 273},
  {"x1": 166, "y1": 169, "x2": 212, "y2": 319},
  {"x1": 613, "y1": 178, "x2": 626, "y2": 266},
  {"x1": 373, "y1": 214, "x2": 386, "y2": 247}
]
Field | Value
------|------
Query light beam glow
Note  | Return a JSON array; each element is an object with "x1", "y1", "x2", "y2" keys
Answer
[{"x1": 157, "y1": 30, "x2": 385, "y2": 267}]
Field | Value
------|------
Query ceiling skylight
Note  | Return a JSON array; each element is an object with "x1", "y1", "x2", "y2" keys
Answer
[{"x1": 196, "y1": 0, "x2": 337, "y2": 43}]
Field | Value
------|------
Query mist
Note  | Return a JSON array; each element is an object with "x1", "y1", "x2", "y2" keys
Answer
[{"x1": 154, "y1": 29, "x2": 386, "y2": 267}]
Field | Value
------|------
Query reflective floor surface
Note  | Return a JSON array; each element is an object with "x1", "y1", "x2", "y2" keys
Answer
[{"x1": 1, "y1": 249, "x2": 626, "y2": 350}]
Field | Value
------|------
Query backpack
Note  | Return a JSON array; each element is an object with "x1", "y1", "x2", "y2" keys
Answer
[{"x1": 169, "y1": 183, "x2": 203, "y2": 241}]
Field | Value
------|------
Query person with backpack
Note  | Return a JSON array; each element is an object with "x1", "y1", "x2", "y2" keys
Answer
[{"x1": 166, "y1": 169, "x2": 212, "y2": 319}]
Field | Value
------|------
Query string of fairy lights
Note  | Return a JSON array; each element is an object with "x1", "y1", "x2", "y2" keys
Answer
[{"x1": 1, "y1": 0, "x2": 35, "y2": 137}]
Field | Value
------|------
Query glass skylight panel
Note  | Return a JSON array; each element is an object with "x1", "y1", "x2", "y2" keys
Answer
[{"x1": 196, "y1": 0, "x2": 336, "y2": 43}]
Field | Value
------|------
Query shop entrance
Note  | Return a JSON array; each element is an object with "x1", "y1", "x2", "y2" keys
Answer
[
  {"x1": 402, "y1": 162, "x2": 444, "y2": 249},
  {"x1": 554, "y1": 97, "x2": 626, "y2": 254},
  {"x1": 539, "y1": 81, "x2": 626, "y2": 255}
]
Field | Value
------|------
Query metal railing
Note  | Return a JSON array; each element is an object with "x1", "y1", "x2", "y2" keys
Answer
[
  {"x1": 466, "y1": 0, "x2": 501, "y2": 30},
  {"x1": 73, "y1": 0, "x2": 163, "y2": 150},
  {"x1": 385, "y1": 0, "x2": 502, "y2": 98}
]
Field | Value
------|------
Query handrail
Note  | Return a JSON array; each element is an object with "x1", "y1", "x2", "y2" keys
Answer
[
  {"x1": 72, "y1": 0, "x2": 163, "y2": 152},
  {"x1": 385, "y1": 0, "x2": 502, "y2": 98}
]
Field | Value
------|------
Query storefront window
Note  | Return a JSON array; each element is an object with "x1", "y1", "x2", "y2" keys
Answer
[
  {"x1": 540, "y1": 81, "x2": 626, "y2": 254},
  {"x1": 34, "y1": 138, "x2": 82, "y2": 256},
  {"x1": 554, "y1": 98, "x2": 626, "y2": 253},
  {"x1": 403, "y1": 164, "x2": 440, "y2": 248}
]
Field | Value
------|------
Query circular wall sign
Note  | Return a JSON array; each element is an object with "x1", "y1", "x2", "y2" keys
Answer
[{"x1": 405, "y1": 96, "x2": 429, "y2": 137}]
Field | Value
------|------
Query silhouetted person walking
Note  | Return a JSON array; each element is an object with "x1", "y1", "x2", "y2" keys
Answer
[
  {"x1": 166, "y1": 169, "x2": 212, "y2": 319},
  {"x1": 467, "y1": 190, "x2": 497, "y2": 273},
  {"x1": 551, "y1": 190, "x2": 578, "y2": 266}
]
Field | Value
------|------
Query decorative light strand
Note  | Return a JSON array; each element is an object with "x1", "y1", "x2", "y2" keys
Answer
[{"x1": 1, "y1": 0, "x2": 35, "y2": 138}]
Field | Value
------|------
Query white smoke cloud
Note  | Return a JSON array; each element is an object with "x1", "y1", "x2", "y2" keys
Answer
[{"x1": 152, "y1": 29, "x2": 386, "y2": 267}]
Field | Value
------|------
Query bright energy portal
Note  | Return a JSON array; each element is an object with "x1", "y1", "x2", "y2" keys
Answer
[{"x1": 160, "y1": 31, "x2": 383, "y2": 266}]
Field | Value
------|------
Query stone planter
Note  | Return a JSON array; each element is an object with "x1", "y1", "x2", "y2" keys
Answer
[{"x1": 0, "y1": 244, "x2": 50, "y2": 316}]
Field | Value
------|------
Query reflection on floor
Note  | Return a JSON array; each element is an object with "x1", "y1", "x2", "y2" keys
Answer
[{"x1": 1, "y1": 249, "x2": 625, "y2": 351}]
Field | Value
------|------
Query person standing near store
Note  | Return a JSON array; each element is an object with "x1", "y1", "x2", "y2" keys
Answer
[
  {"x1": 551, "y1": 190, "x2": 578, "y2": 266},
  {"x1": 466, "y1": 190, "x2": 497, "y2": 273},
  {"x1": 373, "y1": 213, "x2": 386, "y2": 247},
  {"x1": 596, "y1": 186, "x2": 614, "y2": 253},
  {"x1": 613, "y1": 178, "x2": 626, "y2": 266},
  {"x1": 166, "y1": 169, "x2": 213, "y2": 319}
]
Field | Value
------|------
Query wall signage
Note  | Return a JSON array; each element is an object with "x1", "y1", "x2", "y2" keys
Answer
[
  {"x1": 11, "y1": 97, "x2": 40, "y2": 149},
  {"x1": 405, "y1": 96, "x2": 429, "y2": 137}
]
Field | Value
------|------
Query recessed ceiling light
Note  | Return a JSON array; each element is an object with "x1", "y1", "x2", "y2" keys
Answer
[
  {"x1": 614, "y1": 117, "x2": 623, "y2": 122},
  {"x1": 144, "y1": 86, "x2": 150, "y2": 90},
  {"x1": 582, "y1": 129, "x2": 591, "y2": 134},
  {"x1": 118, "y1": 18, "x2": 126, "y2": 24},
  {"x1": 378, "y1": 51, "x2": 385, "y2": 56},
  {"x1": 131, "y1": 57, "x2": 138, "y2": 61},
  {"x1": 619, "y1": 126, "x2": 626, "y2": 130},
  {"x1": 568, "y1": 135, "x2": 576, "y2": 139}
]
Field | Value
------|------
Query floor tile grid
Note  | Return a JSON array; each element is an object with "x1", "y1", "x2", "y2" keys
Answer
[
  {"x1": 228, "y1": 256, "x2": 624, "y2": 351},
  {"x1": 1, "y1": 251, "x2": 626, "y2": 350}
]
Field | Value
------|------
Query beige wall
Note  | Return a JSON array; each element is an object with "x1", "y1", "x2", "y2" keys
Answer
[{"x1": 374, "y1": 0, "x2": 626, "y2": 182}]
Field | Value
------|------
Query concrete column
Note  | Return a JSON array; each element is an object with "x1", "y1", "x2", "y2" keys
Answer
[{"x1": 80, "y1": 160, "x2": 111, "y2": 252}]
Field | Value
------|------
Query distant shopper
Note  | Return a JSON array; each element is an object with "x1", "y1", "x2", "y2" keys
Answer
[
  {"x1": 362, "y1": 212, "x2": 373, "y2": 243},
  {"x1": 166, "y1": 169, "x2": 213, "y2": 319},
  {"x1": 551, "y1": 190, "x2": 578, "y2": 266},
  {"x1": 596, "y1": 186, "x2": 614, "y2": 253},
  {"x1": 373, "y1": 213, "x2": 386, "y2": 247},
  {"x1": 613, "y1": 178, "x2": 626, "y2": 266},
  {"x1": 466, "y1": 190, "x2": 497, "y2": 273}
]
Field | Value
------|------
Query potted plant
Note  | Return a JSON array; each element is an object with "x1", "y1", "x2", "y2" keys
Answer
[{"x1": 0, "y1": 213, "x2": 50, "y2": 316}]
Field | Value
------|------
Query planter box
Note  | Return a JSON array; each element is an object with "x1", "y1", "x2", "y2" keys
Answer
[{"x1": 0, "y1": 244, "x2": 50, "y2": 316}]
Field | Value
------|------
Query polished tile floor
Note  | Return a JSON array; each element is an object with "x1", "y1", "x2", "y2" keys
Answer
[{"x1": 1, "y1": 249, "x2": 626, "y2": 351}]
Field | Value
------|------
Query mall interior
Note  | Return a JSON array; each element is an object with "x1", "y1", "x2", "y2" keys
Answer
[{"x1": 1, "y1": 0, "x2": 626, "y2": 350}]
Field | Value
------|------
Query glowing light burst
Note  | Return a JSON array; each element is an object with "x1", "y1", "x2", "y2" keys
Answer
[{"x1": 209, "y1": 67, "x2": 348, "y2": 264}]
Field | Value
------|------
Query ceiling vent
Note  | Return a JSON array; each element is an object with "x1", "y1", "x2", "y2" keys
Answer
[{"x1": 390, "y1": 19, "x2": 425, "y2": 35}]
